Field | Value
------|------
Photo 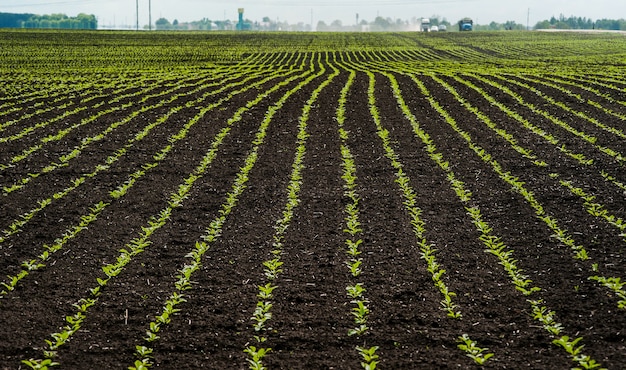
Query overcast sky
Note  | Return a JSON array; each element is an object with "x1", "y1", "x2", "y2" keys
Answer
[{"x1": 1, "y1": 0, "x2": 624, "y2": 28}]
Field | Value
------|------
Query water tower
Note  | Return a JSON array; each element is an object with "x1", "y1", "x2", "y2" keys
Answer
[{"x1": 237, "y1": 8, "x2": 244, "y2": 30}]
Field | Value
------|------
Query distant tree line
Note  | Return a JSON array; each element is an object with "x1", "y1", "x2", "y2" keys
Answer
[
  {"x1": 144, "y1": 14, "x2": 626, "y2": 32},
  {"x1": 0, "y1": 12, "x2": 34, "y2": 28},
  {"x1": 3, "y1": 11, "x2": 625, "y2": 32},
  {"x1": 154, "y1": 17, "x2": 231, "y2": 31},
  {"x1": 23, "y1": 13, "x2": 97, "y2": 29},
  {"x1": 152, "y1": 17, "x2": 306, "y2": 31},
  {"x1": 474, "y1": 21, "x2": 526, "y2": 31},
  {"x1": 0, "y1": 12, "x2": 97, "y2": 29},
  {"x1": 535, "y1": 15, "x2": 626, "y2": 30},
  {"x1": 316, "y1": 16, "x2": 458, "y2": 32}
]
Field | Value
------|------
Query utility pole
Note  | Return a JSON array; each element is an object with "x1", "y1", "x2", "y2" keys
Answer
[
  {"x1": 527, "y1": 8, "x2": 530, "y2": 31},
  {"x1": 149, "y1": 0, "x2": 152, "y2": 31},
  {"x1": 136, "y1": 0, "x2": 139, "y2": 30}
]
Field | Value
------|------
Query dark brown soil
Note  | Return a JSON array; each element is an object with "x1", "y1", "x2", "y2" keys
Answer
[{"x1": 1, "y1": 43, "x2": 625, "y2": 370}]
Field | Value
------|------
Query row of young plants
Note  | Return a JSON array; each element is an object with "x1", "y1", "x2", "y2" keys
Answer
[
  {"x1": 556, "y1": 179, "x2": 626, "y2": 309},
  {"x1": 513, "y1": 74, "x2": 626, "y2": 124},
  {"x1": 0, "y1": 71, "x2": 210, "y2": 165},
  {"x1": 461, "y1": 84, "x2": 626, "y2": 312},
  {"x1": 1, "y1": 82, "x2": 204, "y2": 194},
  {"x1": 369, "y1": 66, "x2": 498, "y2": 366},
  {"x1": 4, "y1": 58, "x2": 288, "y2": 197},
  {"x1": 441, "y1": 73, "x2": 626, "y2": 201},
  {"x1": 421, "y1": 75, "x2": 593, "y2": 260},
  {"x1": 360, "y1": 60, "x2": 599, "y2": 367},
  {"x1": 445, "y1": 72, "x2": 626, "y2": 204},
  {"x1": 107, "y1": 62, "x2": 306, "y2": 201},
  {"x1": 414, "y1": 72, "x2": 626, "y2": 311},
  {"x1": 443, "y1": 74, "x2": 595, "y2": 165},
  {"x1": 0, "y1": 94, "x2": 86, "y2": 137},
  {"x1": 339, "y1": 56, "x2": 497, "y2": 366},
  {"x1": 362, "y1": 66, "x2": 464, "y2": 318},
  {"x1": 0, "y1": 75, "x2": 98, "y2": 108},
  {"x1": 20, "y1": 62, "x2": 315, "y2": 369},
  {"x1": 1, "y1": 66, "x2": 309, "y2": 301},
  {"x1": 0, "y1": 59, "x2": 276, "y2": 154},
  {"x1": 398, "y1": 70, "x2": 606, "y2": 369},
  {"x1": 0, "y1": 71, "x2": 257, "y2": 248},
  {"x1": 492, "y1": 74, "x2": 626, "y2": 143},
  {"x1": 0, "y1": 66, "x2": 267, "y2": 194},
  {"x1": 427, "y1": 74, "x2": 626, "y2": 219},
  {"x1": 247, "y1": 51, "x2": 310, "y2": 67},
  {"x1": 334, "y1": 67, "x2": 380, "y2": 370},
  {"x1": 129, "y1": 58, "x2": 326, "y2": 370},
  {"x1": 401, "y1": 67, "x2": 626, "y2": 208},
  {"x1": 0, "y1": 96, "x2": 92, "y2": 139},
  {"x1": 0, "y1": 76, "x2": 155, "y2": 144},
  {"x1": 389, "y1": 74, "x2": 540, "y2": 299},
  {"x1": 0, "y1": 75, "x2": 132, "y2": 133},
  {"x1": 467, "y1": 73, "x2": 626, "y2": 166},
  {"x1": 242, "y1": 56, "x2": 337, "y2": 370},
  {"x1": 547, "y1": 74, "x2": 626, "y2": 109}
]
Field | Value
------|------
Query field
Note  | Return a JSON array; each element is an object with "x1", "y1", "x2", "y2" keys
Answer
[{"x1": 1, "y1": 29, "x2": 626, "y2": 369}]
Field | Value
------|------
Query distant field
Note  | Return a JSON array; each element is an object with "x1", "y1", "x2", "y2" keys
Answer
[{"x1": 1, "y1": 30, "x2": 626, "y2": 369}]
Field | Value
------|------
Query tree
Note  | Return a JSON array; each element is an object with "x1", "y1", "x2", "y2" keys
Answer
[
  {"x1": 155, "y1": 17, "x2": 171, "y2": 30},
  {"x1": 330, "y1": 19, "x2": 343, "y2": 30},
  {"x1": 0, "y1": 12, "x2": 34, "y2": 28},
  {"x1": 488, "y1": 21, "x2": 500, "y2": 30},
  {"x1": 372, "y1": 16, "x2": 391, "y2": 30},
  {"x1": 534, "y1": 20, "x2": 551, "y2": 29},
  {"x1": 76, "y1": 13, "x2": 97, "y2": 29},
  {"x1": 316, "y1": 20, "x2": 328, "y2": 31},
  {"x1": 20, "y1": 12, "x2": 97, "y2": 29},
  {"x1": 188, "y1": 18, "x2": 214, "y2": 30},
  {"x1": 503, "y1": 20, "x2": 523, "y2": 30},
  {"x1": 596, "y1": 18, "x2": 626, "y2": 30}
]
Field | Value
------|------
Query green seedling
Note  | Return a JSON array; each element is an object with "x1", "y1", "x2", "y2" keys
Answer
[
  {"x1": 129, "y1": 359, "x2": 152, "y2": 370},
  {"x1": 263, "y1": 258, "x2": 283, "y2": 280},
  {"x1": 135, "y1": 345, "x2": 153, "y2": 358},
  {"x1": 257, "y1": 283, "x2": 278, "y2": 300},
  {"x1": 348, "y1": 324, "x2": 369, "y2": 337},
  {"x1": 21, "y1": 358, "x2": 60, "y2": 370},
  {"x1": 244, "y1": 346, "x2": 271, "y2": 370},
  {"x1": 351, "y1": 300, "x2": 370, "y2": 324},
  {"x1": 346, "y1": 283, "x2": 366, "y2": 299},
  {"x1": 552, "y1": 336, "x2": 584, "y2": 356},
  {"x1": 346, "y1": 259, "x2": 363, "y2": 277},
  {"x1": 345, "y1": 239, "x2": 363, "y2": 257},
  {"x1": 356, "y1": 346, "x2": 379, "y2": 370},
  {"x1": 457, "y1": 334, "x2": 494, "y2": 365}
]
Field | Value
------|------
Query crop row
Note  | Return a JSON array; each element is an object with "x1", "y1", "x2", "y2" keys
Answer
[{"x1": 1, "y1": 31, "x2": 625, "y2": 368}]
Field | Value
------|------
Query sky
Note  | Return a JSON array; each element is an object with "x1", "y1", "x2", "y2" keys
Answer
[{"x1": 1, "y1": 0, "x2": 624, "y2": 28}]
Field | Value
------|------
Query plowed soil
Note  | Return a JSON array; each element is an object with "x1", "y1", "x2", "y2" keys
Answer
[{"x1": 1, "y1": 31, "x2": 626, "y2": 369}]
